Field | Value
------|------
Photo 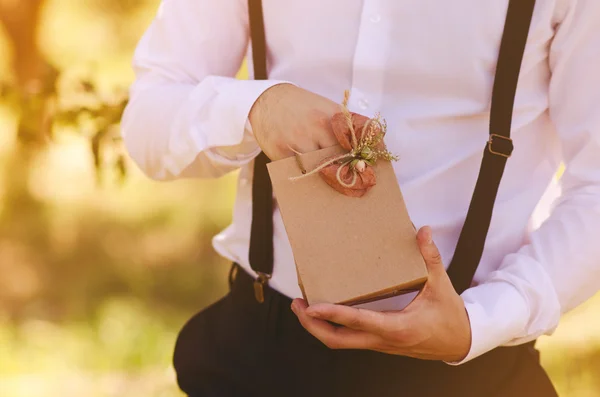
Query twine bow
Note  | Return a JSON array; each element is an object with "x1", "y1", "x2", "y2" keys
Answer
[{"x1": 290, "y1": 91, "x2": 398, "y2": 198}]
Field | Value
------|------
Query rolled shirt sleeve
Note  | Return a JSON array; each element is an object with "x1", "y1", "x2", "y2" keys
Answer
[
  {"x1": 121, "y1": 0, "x2": 291, "y2": 180},
  {"x1": 450, "y1": 0, "x2": 600, "y2": 364}
]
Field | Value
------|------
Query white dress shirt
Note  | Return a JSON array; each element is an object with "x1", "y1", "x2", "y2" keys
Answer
[{"x1": 121, "y1": 0, "x2": 600, "y2": 364}]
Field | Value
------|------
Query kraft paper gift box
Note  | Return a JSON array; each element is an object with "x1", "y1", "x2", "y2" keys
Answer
[{"x1": 267, "y1": 145, "x2": 428, "y2": 306}]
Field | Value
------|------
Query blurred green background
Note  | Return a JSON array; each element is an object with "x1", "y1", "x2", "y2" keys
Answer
[{"x1": 0, "y1": 1, "x2": 598, "y2": 396}]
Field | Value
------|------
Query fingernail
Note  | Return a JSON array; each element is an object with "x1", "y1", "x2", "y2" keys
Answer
[
  {"x1": 426, "y1": 226, "x2": 433, "y2": 244},
  {"x1": 290, "y1": 302, "x2": 298, "y2": 313},
  {"x1": 307, "y1": 310, "x2": 321, "y2": 319}
]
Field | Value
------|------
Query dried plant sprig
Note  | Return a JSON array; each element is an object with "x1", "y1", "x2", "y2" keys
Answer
[{"x1": 341, "y1": 90, "x2": 358, "y2": 149}]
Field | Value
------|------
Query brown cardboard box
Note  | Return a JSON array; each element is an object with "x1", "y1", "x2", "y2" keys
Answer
[{"x1": 267, "y1": 145, "x2": 428, "y2": 306}]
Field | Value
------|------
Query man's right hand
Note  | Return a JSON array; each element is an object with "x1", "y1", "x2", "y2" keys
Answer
[{"x1": 249, "y1": 84, "x2": 341, "y2": 160}]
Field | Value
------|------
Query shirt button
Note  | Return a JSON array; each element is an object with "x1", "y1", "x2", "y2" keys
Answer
[
  {"x1": 358, "y1": 98, "x2": 369, "y2": 110},
  {"x1": 370, "y1": 14, "x2": 381, "y2": 23}
]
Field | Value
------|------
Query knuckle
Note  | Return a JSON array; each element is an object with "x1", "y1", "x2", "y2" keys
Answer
[
  {"x1": 275, "y1": 140, "x2": 291, "y2": 154},
  {"x1": 347, "y1": 314, "x2": 365, "y2": 329},
  {"x1": 360, "y1": 309, "x2": 384, "y2": 331},
  {"x1": 307, "y1": 108, "x2": 329, "y2": 125},
  {"x1": 430, "y1": 251, "x2": 443, "y2": 264},
  {"x1": 388, "y1": 325, "x2": 413, "y2": 344}
]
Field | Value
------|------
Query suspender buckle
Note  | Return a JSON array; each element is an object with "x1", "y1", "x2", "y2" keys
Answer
[
  {"x1": 253, "y1": 272, "x2": 271, "y2": 303},
  {"x1": 488, "y1": 134, "x2": 514, "y2": 158}
]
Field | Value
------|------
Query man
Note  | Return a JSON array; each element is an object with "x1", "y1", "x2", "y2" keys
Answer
[{"x1": 121, "y1": 1, "x2": 600, "y2": 396}]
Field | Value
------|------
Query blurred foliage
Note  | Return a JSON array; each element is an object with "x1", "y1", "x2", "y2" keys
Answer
[
  {"x1": 1, "y1": 75, "x2": 129, "y2": 184},
  {"x1": 0, "y1": 1, "x2": 232, "y2": 395},
  {"x1": 52, "y1": 79, "x2": 129, "y2": 185},
  {"x1": 0, "y1": 1, "x2": 598, "y2": 397}
]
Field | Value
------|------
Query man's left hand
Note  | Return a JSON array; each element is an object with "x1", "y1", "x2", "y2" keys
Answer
[{"x1": 291, "y1": 226, "x2": 472, "y2": 363}]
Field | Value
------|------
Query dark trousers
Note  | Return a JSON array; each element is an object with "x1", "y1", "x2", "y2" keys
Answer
[{"x1": 173, "y1": 265, "x2": 558, "y2": 397}]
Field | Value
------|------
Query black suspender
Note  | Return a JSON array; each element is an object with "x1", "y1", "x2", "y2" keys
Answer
[
  {"x1": 445, "y1": 0, "x2": 537, "y2": 294},
  {"x1": 247, "y1": 0, "x2": 274, "y2": 298},
  {"x1": 247, "y1": 0, "x2": 536, "y2": 299}
]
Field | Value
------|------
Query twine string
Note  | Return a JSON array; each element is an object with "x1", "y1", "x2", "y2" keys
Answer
[
  {"x1": 336, "y1": 163, "x2": 358, "y2": 188},
  {"x1": 288, "y1": 152, "x2": 353, "y2": 181}
]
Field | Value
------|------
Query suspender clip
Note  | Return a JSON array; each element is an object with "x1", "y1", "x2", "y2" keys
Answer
[
  {"x1": 488, "y1": 134, "x2": 514, "y2": 158},
  {"x1": 253, "y1": 272, "x2": 271, "y2": 303}
]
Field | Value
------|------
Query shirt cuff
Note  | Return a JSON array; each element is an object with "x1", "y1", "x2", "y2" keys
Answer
[
  {"x1": 205, "y1": 119, "x2": 262, "y2": 165},
  {"x1": 444, "y1": 279, "x2": 530, "y2": 365},
  {"x1": 164, "y1": 79, "x2": 293, "y2": 177}
]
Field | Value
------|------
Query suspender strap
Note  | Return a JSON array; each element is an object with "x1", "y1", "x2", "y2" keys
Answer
[
  {"x1": 247, "y1": 0, "x2": 537, "y2": 298},
  {"x1": 249, "y1": 0, "x2": 268, "y2": 81},
  {"x1": 446, "y1": 0, "x2": 536, "y2": 294},
  {"x1": 248, "y1": 0, "x2": 274, "y2": 296}
]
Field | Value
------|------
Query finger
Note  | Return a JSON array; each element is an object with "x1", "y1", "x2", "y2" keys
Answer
[
  {"x1": 278, "y1": 141, "x2": 320, "y2": 159},
  {"x1": 315, "y1": 116, "x2": 338, "y2": 148},
  {"x1": 305, "y1": 303, "x2": 387, "y2": 334},
  {"x1": 296, "y1": 141, "x2": 322, "y2": 154},
  {"x1": 316, "y1": 124, "x2": 339, "y2": 148},
  {"x1": 317, "y1": 137, "x2": 339, "y2": 150},
  {"x1": 291, "y1": 299, "x2": 380, "y2": 350},
  {"x1": 416, "y1": 226, "x2": 446, "y2": 277}
]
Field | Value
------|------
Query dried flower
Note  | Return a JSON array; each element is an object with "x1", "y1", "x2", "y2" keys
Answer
[
  {"x1": 355, "y1": 160, "x2": 367, "y2": 173},
  {"x1": 360, "y1": 147, "x2": 375, "y2": 161}
]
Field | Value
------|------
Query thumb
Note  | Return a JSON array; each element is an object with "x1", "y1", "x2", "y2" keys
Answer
[{"x1": 416, "y1": 226, "x2": 446, "y2": 276}]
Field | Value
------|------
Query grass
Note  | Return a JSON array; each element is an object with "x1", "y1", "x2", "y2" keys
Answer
[{"x1": 0, "y1": 297, "x2": 186, "y2": 397}]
